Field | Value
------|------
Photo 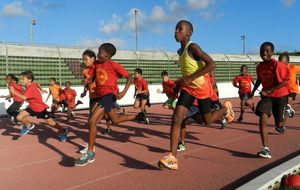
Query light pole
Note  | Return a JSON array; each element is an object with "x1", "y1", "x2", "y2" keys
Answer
[
  {"x1": 241, "y1": 35, "x2": 246, "y2": 54},
  {"x1": 134, "y1": 10, "x2": 138, "y2": 51},
  {"x1": 30, "y1": 19, "x2": 36, "y2": 43}
]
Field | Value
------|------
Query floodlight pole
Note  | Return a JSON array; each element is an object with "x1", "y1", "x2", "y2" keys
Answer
[
  {"x1": 30, "y1": 19, "x2": 36, "y2": 43},
  {"x1": 134, "y1": 10, "x2": 138, "y2": 51},
  {"x1": 241, "y1": 35, "x2": 246, "y2": 54}
]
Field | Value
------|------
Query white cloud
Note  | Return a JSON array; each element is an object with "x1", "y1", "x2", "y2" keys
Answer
[
  {"x1": 151, "y1": 26, "x2": 163, "y2": 34},
  {"x1": 0, "y1": 2, "x2": 30, "y2": 17},
  {"x1": 77, "y1": 37, "x2": 125, "y2": 49},
  {"x1": 187, "y1": 0, "x2": 215, "y2": 9},
  {"x1": 100, "y1": 14, "x2": 122, "y2": 34},
  {"x1": 149, "y1": 6, "x2": 167, "y2": 22},
  {"x1": 281, "y1": 0, "x2": 296, "y2": 8}
]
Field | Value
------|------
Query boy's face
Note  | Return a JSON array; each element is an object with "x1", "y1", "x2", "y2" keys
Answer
[
  {"x1": 260, "y1": 45, "x2": 273, "y2": 61},
  {"x1": 65, "y1": 83, "x2": 71, "y2": 89},
  {"x1": 175, "y1": 22, "x2": 191, "y2": 42},
  {"x1": 162, "y1": 75, "x2": 169, "y2": 82},
  {"x1": 242, "y1": 67, "x2": 248, "y2": 75},
  {"x1": 280, "y1": 56, "x2": 289, "y2": 64},
  {"x1": 5, "y1": 76, "x2": 12, "y2": 84},
  {"x1": 21, "y1": 75, "x2": 31, "y2": 85},
  {"x1": 83, "y1": 55, "x2": 94, "y2": 67},
  {"x1": 97, "y1": 48, "x2": 109, "y2": 63},
  {"x1": 134, "y1": 71, "x2": 140, "y2": 78},
  {"x1": 49, "y1": 80, "x2": 55, "y2": 86}
]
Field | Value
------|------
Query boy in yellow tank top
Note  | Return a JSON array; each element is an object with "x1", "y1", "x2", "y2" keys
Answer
[{"x1": 158, "y1": 20, "x2": 234, "y2": 170}]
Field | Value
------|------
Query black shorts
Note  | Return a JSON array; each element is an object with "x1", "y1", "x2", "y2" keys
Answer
[
  {"x1": 211, "y1": 100, "x2": 222, "y2": 111},
  {"x1": 7, "y1": 101, "x2": 23, "y2": 117},
  {"x1": 239, "y1": 93, "x2": 251, "y2": 100},
  {"x1": 289, "y1": 93, "x2": 297, "y2": 101},
  {"x1": 176, "y1": 90, "x2": 211, "y2": 115},
  {"x1": 25, "y1": 107, "x2": 51, "y2": 119},
  {"x1": 98, "y1": 93, "x2": 117, "y2": 113},
  {"x1": 136, "y1": 93, "x2": 149, "y2": 101},
  {"x1": 89, "y1": 97, "x2": 99, "y2": 107},
  {"x1": 255, "y1": 96, "x2": 288, "y2": 123},
  {"x1": 52, "y1": 100, "x2": 60, "y2": 105}
]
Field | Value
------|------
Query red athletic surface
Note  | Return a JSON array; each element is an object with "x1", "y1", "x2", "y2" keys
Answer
[{"x1": 0, "y1": 97, "x2": 299, "y2": 190}]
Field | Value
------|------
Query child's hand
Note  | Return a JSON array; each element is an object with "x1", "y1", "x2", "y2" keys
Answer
[
  {"x1": 260, "y1": 90, "x2": 269, "y2": 97},
  {"x1": 157, "y1": 88, "x2": 162, "y2": 93},
  {"x1": 0, "y1": 95, "x2": 5, "y2": 98},
  {"x1": 42, "y1": 89, "x2": 48, "y2": 94},
  {"x1": 179, "y1": 76, "x2": 192, "y2": 86},
  {"x1": 117, "y1": 91, "x2": 126, "y2": 100}
]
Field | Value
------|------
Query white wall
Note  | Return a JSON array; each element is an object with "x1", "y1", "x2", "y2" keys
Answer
[{"x1": 0, "y1": 82, "x2": 262, "y2": 117}]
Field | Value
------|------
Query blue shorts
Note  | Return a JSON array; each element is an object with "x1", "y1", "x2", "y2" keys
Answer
[{"x1": 98, "y1": 93, "x2": 117, "y2": 113}]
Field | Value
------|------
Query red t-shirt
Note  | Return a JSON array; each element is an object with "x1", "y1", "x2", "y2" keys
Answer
[
  {"x1": 88, "y1": 60, "x2": 129, "y2": 97},
  {"x1": 162, "y1": 80, "x2": 177, "y2": 99},
  {"x1": 9, "y1": 82, "x2": 23, "y2": 103},
  {"x1": 82, "y1": 68, "x2": 97, "y2": 99},
  {"x1": 232, "y1": 74, "x2": 253, "y2": 95},
  {"x1": 134, "y1": 77, "x2": 149, "y2": 94},
  {"x1": 62, "y1": 88, "x2": 76, "y2": 108},
  {"x1": 256, "y1": 59, "x2": 290, "y2": 98},
  {"x1": 23, "y1": 83, "x2": 48, "y2": 112}
]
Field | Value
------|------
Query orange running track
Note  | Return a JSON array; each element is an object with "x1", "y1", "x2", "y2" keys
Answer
[{"x1": 0, "y1": 97, "x2": 299, "y2": 190}]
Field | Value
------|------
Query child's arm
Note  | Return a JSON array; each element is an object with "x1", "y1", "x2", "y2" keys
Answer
[
  {"x1": 36, "y1": 83, "x2": 48, "y2": 94},
  {"x1": 261, "y1": 81, "x2": 288, "y2": 97},
  {"x1": 9, "y1": 87, "x2": 27, "y2": 101},
  {"x1": 180, "y1": 43, "x2": 215, "y2": 86},
  {"x1": 80, "y1": 85, "x2": 88, "y2": 98},
  {"x1": 250, "y1": 80, "x2": 261, "y2": 97},
  {"x1": 45, "y1": 88, "x2": 51, "y2": 102},
  {"x1": 0, "y1": 94, "x2": 11, "y2": 99},
  {"x1": 117, "y1": 75, "x2": 132, "y2": 100}
]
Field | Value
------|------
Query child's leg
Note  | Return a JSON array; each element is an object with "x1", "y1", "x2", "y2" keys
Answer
[
  {"x1": 140, "y1": 99, "x2": 147, "y2": 112},
  {"x1": 7, "y1": 102, "x2": 22, "y2": 119},
  {"x1": 273, "y1": 96, "x2": 288, "y2": 133},
  {"x1": 45, "y1": 118, "x2": 65, "y2": 132},
  {"x1": 239, "y1": 99, "x2": 246, "y2": 120},
  {"x1": 104, "y1": 114, "x2": 111, "y2": 130},
  {"x1": 16, "y1": 110, "x2": 31, "y2": 127},
  {"x1": 259, "y1": 113, "x2": 269, "y2": 147},
  {"x1": 199, "y1": 98, "x2": 227, "y2": 125},
  {"x1": 107, "y1": 109, "x2": 137, "y2": 124},
  {"x1": 87, "y1": 106, "x2": 105, "y2": 152},
  {"x1": 133, "y1": 99, "x2": 140, "y2": 109},
  {"x1": 180, "y1": 118, "x2": 187, "y2": 143}
]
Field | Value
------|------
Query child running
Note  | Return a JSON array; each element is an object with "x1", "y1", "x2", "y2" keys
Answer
[
  {"x1": 278, "y1": 53, "x2": 300, "y2": 118},
  {"x1": 61, "y1": 81, "x2": 77, "y2": 121},
  {"x1": 232, "y1": 65, "x2": 255, "y2": 122},
  {"x1": 250, "y1": 42, "x2": 290, "y2": 159},
  {"x1": 158, "y1": 70, "x2": 178, "y2": 110},
  {"x1": 158, "y1": 20, "x2": 234, "y2": 170},
  {"x1": 0, "y1": 74, "x2": 23, "y2": 124},
  {"x1": 9, "y1": 70, "x2": 68, "y2": 141},
  {"x1": 45, "y1": 78, "x2": 62, "y2": 118},
  {"x1": 74, "y1": 43, "x2": 142, "y2": 166},
  {"x1": 133, "y1": 68, "x2": 150, "y2": 124}
]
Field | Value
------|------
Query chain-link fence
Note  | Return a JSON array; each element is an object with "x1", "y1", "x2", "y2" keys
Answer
[{"x1": 1, "y1": 43, "x2": 300, "y2": 88}]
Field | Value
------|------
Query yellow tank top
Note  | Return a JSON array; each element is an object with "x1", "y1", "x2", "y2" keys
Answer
[{"x1": 179, "y1": 41, "x2": 206, "y2": 88}]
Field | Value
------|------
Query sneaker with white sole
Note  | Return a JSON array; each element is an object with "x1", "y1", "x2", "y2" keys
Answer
[
  {"x1": 20, "y1": 124, "x2": 35, "y2": 135},
  {"x1": 74, "y1": 152, "x2": 95, "y2": 166},
  {"x1": 286, "y1": 104, "x2": 295, "y2": 118},
  {"x1": 257, "y1": 147, "x2": 272, "y2": 159},
  {"x1": 79, "y1": 143, "x2": 96, "y2": 154},
  {"x1": 177, "y1": 142, "x2": 185, "y2": 151},
  {"x1": 158, "y1": 153, "x2": 178, "y2": 170}
]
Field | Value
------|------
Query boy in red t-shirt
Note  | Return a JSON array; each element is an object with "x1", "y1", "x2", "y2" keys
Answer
[
  {"x1": 232, "y1": 65, "x2": 255, "y2": 122},
  {"x1": 158, "y1": 70, "x2": 178, "y2": 110},
  {"x1": 9, "y1": 70, "x2": 68, "y2": 141},
  {"x1": 133, "y1": 67, "x2": 150, "y2": 124},
  {"x1": 0, "y1": 74, "x2": 23, "y2": 123},
  {"x1": 74, "y1": 43, "x2": 142, "y2": 166},
  {"x1": 250, "y1": 42, "x2": 290, "y2": 159},
  {"x1": 61, "y1": 81, "x2": 77, "y2": 121}
]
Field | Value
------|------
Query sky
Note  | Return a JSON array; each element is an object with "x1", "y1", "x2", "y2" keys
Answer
[{"x1": 0, "y1": 0, "x2": 299, "y2": 54}]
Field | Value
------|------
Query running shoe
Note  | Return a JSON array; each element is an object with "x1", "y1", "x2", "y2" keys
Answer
[
  {"x1": 275, "y1": 126, "x2": 285, "y2": 134},
  {"x1": 79, "y1": 143, "x2": 96, "y2": 154},
  {"x1": 20, "y1": 124, "x2": 35, "y2": 135},
  {"x1": 101, "y1": 128, "x2": 112, "y2": 135},
  {"x1": 221, "y1": 118, "x2": 227, "y2": 129},
  {"x1": 257, "y1": 147, "x2": 272, "y2": 159},
  {"x1": 177, "y1": 142, "x2": 186, "y2": 151},
  {"x1": 158, "y1": 153, "x2": 178, "y2": 170},
  {"x1": 223, "y1": 101, "x2": 234, "y2": 123},
  {"x1": 74, "y1": 152, "x2": 95, "y2": 166},
  {"x1": 58, "y1": 128, "x2": 69, "y2": 142},
  {"x1": 286, "y1": 104, "x2": 295, "y2": 118}
]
